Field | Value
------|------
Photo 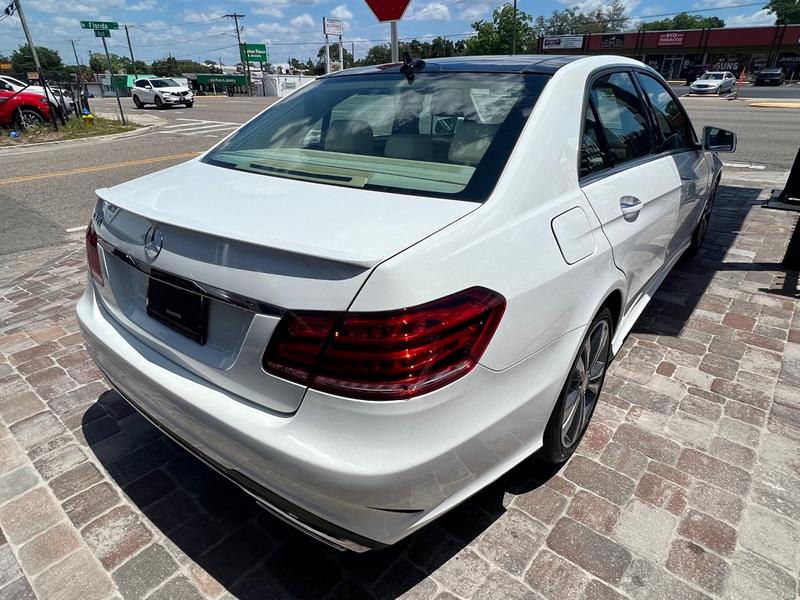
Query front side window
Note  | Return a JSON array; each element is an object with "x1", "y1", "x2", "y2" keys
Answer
[
  {"x1": 589, "y1": 72, "x2": 654, "y2": 166},
  {"x1": 636, "y1": 73, "x2": 695, "y2": 151},
  {"x1": 203, "y1": 73, "x2": 548, "y2": 201}
]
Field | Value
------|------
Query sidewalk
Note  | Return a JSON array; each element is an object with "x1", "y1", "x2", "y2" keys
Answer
[{"x1": 0, "y1": 178, "x2": 798, "y2": 599}]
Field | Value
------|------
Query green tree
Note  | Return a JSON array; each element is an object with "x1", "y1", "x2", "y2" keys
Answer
[
  {"x1": 202, "y1": 60, "x2": 222, "y2": 73},
  {"x1": 89, "y1": 52, "x2": 128, "y2": 73},
  {"x1": 640, "y1": 13, "x2": 725, "y2": 31},
  {"x1": 151, "y1": 56, "x2": 181, "y2": 77},
  {"x1": 10, "y1": 44, "x2": 64, "y2": 73},
  {"x1": 466, "y1": 4, "x2": 537, "y2": 55},
  {"x1": 764, "y1": 0, "x2": 800, "y2": 24},
  {"x1": 534, "y1": 0, "x2": 631, "y2": 35},
  {"x1": 315, "y1": 44, "x2": 355, "y2": 72}
]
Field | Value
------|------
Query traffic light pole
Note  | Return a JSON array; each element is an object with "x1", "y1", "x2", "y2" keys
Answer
[{"x1": 101, "y1": 36, "x2": 126, "y2": 125}]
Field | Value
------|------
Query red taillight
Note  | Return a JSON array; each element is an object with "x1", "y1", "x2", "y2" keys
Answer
[
  {"x1": 263, "y1": 287, "x2": 505, "y2": 400},
  {"x1": 85, "y1": 222, "x2": 104, "y2": 286}
]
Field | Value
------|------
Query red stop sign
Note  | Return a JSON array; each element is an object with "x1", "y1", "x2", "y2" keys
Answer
[{"x1": 365, "y1": 0, "x2": 412, "y2": 22}]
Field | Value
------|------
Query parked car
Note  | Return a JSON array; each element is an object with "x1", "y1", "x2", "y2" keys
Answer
[
  {"x1": 754, "y1": 67, "x2": 786, "y2": 86},
  {"x1": 131, "y1": 78, "x2": 194, "y2": 109},
  {"x1": 77, "y1": 55, "x2": 735, "y2": 551},
  {"x1": 0, "y1": 81, "x2": 52, "y2": 129},
  {"x1": 689, "y1": 71, "x2": 737, "y2": 94},
  {"x1": 685, "y1": 64, "x2": 711, "y2": 85},
  {"x1": 0, "y1": 74, "x2": 60, "y2": 105}
]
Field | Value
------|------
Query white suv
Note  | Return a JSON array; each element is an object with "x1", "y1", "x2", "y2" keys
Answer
[{"x1": 131, "y1": 78, "x2": 194, "y2": 109}]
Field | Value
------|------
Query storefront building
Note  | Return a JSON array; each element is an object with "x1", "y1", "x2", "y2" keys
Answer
[{"x1": 539, "y1": 24, "x2": 800, "y2": 81}]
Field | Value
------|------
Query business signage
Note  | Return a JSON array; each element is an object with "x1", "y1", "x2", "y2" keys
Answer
[
  {"x1": 600, "y1": 34, "x2": 625, "y2": 49},
  {"x1": 542, "y1": 35, "x2": 584, "y2": 50},
  {"x1": 80, "y1": 20, "x2": 119, "y2": 30},
  {"x1": 0, "y1": 63, "x2": 13, "y2": 71},
  {"x1": 240, "y1": 43, "x2": 268, "y2": 63},
  {"x1": 323, "y1": 17, "x2": 344, "y2": 36},
  {"x1": 196, "y1": 74, "x2": 248, "y2": 86},
  {"x1": 658, "y1": 32, "x2": 685, "y2": 47}
]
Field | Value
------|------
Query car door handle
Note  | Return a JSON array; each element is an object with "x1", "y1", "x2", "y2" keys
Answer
[{"x1": 619, "y1": 196, "x2": 642, "y2": 222}]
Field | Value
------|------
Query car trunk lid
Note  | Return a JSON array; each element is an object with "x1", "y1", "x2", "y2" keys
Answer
[{"x1": 92, "y1": 159, "x2": 478, "y2": 413}]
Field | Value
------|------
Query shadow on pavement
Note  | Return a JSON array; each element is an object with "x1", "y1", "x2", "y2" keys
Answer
[{"x1": 83, "y1": 390, "x2": 561, "y2": 599}]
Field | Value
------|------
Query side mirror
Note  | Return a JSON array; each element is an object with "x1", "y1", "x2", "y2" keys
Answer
[{"x1": 702, "y1": 126, "x2": 736, "y2": 153}]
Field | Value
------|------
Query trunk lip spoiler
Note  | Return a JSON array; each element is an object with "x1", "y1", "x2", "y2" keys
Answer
[{"x1": 95, "y1": 187, "x2": 384, "y2": 270}]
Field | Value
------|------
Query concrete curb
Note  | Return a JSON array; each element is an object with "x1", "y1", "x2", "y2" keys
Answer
[
  {"x1": 750, "y1": 102, "x2": 800, "y2": 109},
  {"x1": 0, "y1": 124, "x2": 158, "y2": 155}
]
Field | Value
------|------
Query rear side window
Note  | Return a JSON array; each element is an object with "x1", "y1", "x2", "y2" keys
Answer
[
  {"x1": 589, "y1": 72, "x2": 654, "y2": 166},
  {"x1": 581, "y1": 105, "x2": 609, "y2": 177},
  {"x1": 636, "y1": 73, "x2": 695, "y2": 151}
]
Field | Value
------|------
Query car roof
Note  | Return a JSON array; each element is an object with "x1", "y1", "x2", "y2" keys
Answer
[{"x1": 328, "y1": 55, "x2": 587, "y2": 77}]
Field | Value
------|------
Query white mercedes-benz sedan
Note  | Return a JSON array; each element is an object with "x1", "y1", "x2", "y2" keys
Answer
[{"x1": 77, "y1": 54, "x2": 736, "y2": 551}]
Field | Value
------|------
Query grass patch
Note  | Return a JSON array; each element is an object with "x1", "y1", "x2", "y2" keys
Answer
[{"x1": 0, "y1": 116, "x2": 139, "y2": 146}]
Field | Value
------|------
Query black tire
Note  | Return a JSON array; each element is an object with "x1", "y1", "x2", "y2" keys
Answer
[
  {"x1": 687, "y1": 179, "x2": 719, "y2": 256},
  {"x1": 154, "y1": 96, "x2": 163, "y2": 109},
  {"x1": 540, "y1": 307, "x2": 613, "y2": 464},
  {"x1": 17, "y1": 108, "x2": 44, "y2": 130},
  {"x1": 185, "y1": 101, "x2": 194, "y2": 108},
  {"x1": 133, "y1": 95, "x2": 143, "y2": 109}
]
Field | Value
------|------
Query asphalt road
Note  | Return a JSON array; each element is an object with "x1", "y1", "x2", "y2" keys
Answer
[
  {"x1": 671, "y1": 83, "x2": 800, "y2": 99},
  {"x1": 0, "y1": 93, "x2": 797, "y2": 257}
]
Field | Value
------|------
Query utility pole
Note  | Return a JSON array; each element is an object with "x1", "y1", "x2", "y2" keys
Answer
[
  {"x1": 13, "y1": 0, "x2": 58, "y2": 129},
  {"x1": 124, "y1": 25, "x2": 138, "y2": 79},
  {"x1": 511, "y1": 0, "x2": 518, "y2": 55},
  {"x1": 70, "y1": 40, "x2": 89, "y2": 112},
  {"x1": 101, "y1": 35, "x2": 126, "y2": 125},
  {"x1": 224, "y1": 13, "x2": 251, "y2": 96}
]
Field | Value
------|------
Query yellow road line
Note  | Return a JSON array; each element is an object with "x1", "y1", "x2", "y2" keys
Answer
[
  {"x1": 0, "y1": 151, "x2": 201, "y2": 186},
  {"x1": 750, "y1": 102, "x2": 800, "y2": 109}
]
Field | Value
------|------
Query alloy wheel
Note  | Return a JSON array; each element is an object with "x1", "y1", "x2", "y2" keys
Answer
[
  {"x1": 560, "y1": 319, "x2": 610, "y2": 448},
  {"x1": 19, "y1": 110, "x2": 43, "y2": 130}
]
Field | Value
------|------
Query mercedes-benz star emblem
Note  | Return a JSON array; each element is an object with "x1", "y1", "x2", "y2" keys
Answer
[{"x1": 143, "y1": 225, "x2": 164, "y2": 262}]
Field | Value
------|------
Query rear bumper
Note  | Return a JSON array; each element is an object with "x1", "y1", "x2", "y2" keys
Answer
[{"x1": 77, "y1": 282, "x2": 577, "y2": 547}]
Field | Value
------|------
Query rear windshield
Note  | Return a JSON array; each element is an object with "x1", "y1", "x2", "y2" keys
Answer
[{"x1": 203, "y1": 72, "x2": 548, "y2": 202}]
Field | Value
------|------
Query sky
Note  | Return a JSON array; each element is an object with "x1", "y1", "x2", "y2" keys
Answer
[{"x1": 0, "y1": 0, "x2": 779, "y2": 67}]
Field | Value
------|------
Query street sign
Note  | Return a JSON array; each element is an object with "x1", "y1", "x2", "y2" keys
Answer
[
  {"x1": 323, "y1": 17, "x2": 343, "y2": 36},
  {"x1": 80, "y1": 20, "x2": 119, "y2": 30},
  {"x1": 27, "y1": 71, "x2": 39, "y2": 80},
  {"x1": 364, "y1": 0, "x2": 412, "y2": 22},
  {"x1": 94, "y1": 29, "x2": 111, "y2": 38},
  {"x1": 240, "y1": 43, "x2": 268, "y2": 63}
]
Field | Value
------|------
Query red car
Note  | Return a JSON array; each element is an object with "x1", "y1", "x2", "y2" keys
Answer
[{"x1": 0, "y1": 83, "x2": 52, "y2": 129}]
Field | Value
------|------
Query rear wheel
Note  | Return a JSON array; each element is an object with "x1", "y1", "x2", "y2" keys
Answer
[
  {"x1": 133, "y1": 95, "x2": 143, "y2": 109},
  {"x1": 687, "y1": 179, "x2": 718, "y2": 255},
  {"x1": 154, "y1": 96, "x2": 163, "y2": 109},
  {"x1": 541, "y1": 307, "x2": 613, "y2": 464},
  {"x1": 17, "y1": 108, "x2": 44, "y2": 130}
]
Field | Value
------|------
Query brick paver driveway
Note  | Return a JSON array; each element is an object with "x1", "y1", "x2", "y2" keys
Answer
[{"x1": 0, "y1": 181, "x2": 798, "y2": 600}]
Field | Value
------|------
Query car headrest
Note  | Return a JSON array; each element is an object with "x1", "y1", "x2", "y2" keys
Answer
[
  {"x1": 448, "y1": 121, "x2": 498, "y2": 166},
  {"x1": 325, "y1": 119, "x2": 374, "y2": 155},
  {"x1": 384, "y1": 134, "x2": 433, "y2": 161}
]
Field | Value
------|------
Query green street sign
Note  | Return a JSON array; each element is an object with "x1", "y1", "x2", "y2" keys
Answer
[
  {"x1": 240, "y1": 43, "x2": 268, "y2": 63},
  {"x1": 81, "y1": 20, "x2": 119, "y2": 30},
  {"x1": 94, "y1": 29, "x2": 111, "y2": 38}
]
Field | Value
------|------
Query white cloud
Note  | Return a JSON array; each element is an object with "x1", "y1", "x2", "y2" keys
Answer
[
  {"x1": 290, "y1": 13, "x2": 315, "y2": 30},
  {"x1": 331, "y1": 4, "x2": 354, "y2": 20},
  {"x1": 253, "y1": 6, "x2": 285, "y2": 18},
  {"x1": 727, "y1": 8, "x2": 775, "y2": 26},
  {"x1": 407, "y1": 2, "x2": 450, "y2": 22}
]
